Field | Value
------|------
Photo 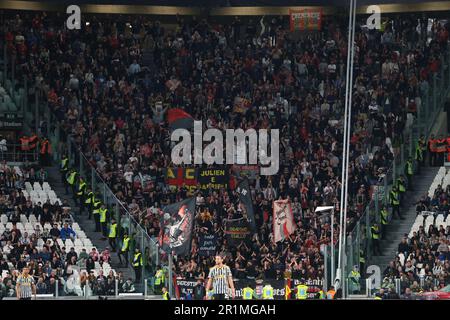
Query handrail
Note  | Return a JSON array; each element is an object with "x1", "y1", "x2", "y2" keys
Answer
[{"x1": 76, "y1": 147, "x2": 159, "y2": 248}]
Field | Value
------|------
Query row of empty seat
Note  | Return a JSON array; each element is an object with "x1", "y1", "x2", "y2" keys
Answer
[
  {"x1": 408, "y1": 213, "x2": 450, "y2": 238},
  {"x1": 24, "y1": 181, "x2": 62, "y2": 206}
]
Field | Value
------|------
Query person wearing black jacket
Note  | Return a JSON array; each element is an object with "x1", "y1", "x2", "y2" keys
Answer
[
  {"x1": 193, "y1": 279, "x2": 206, "y2": 300},
  {"x1": 386, "y1": 287, "x2": 401, "y2": 300}
]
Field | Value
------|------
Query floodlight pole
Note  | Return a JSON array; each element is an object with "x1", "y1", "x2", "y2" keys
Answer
[{"x1": 331, "y1": 208, "x2": 335, "y2": 287}]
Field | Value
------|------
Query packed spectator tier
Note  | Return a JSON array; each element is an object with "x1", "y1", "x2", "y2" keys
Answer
[{"x1": 3, "y1": 12, "x2": 448, "y2": 284}]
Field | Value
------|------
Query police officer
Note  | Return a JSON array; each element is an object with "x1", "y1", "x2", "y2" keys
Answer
[
  {"x1": 99, "y1": 204, "x2": 108, "y2": 240},
  {"x1": 108, "y1": 218, "x2": 118, "y2": 252},
  {"x1": 380, "y1": 205, "x2": 389, "y2": 238},
  {"x1": 133, "y1": 248, "x2": 143, "y2": 282},
  {"x1": 242, "y1": 285, "x2": 257, "y2": 300},
  {"x1": 60, "y1": 155, "x2": 69, "y2": 193},
  {"x1": 404, "y1": 157, "x2": 414, "y2": 190},
  {"x1": 162, "y1": 287, "x2": 170, "y2": 300},
  {"x1": 371, "y1": 223, "x2": 382, "y2": 256},
  {"x1": 118, "y1": 232, "x2": 130, "y2": 267},
  {"x1": 262, "y1": 284, "x2": 274, "y2": 300},
  {"x1": 390, "y1": 186, "x2": 403, "y2": 219},
  {"x1": 295, "y1": 282, "x2": 308, "y2": 300}
]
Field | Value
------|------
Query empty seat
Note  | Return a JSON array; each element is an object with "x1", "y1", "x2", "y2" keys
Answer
[
  {"x1": 74, "y1": 239, "x2": 84, "y2": 247},
  {"x1": 0, "y1": 215, "x2": 7, "y2": 224}
]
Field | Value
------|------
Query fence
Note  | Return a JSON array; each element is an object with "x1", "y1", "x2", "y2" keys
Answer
[
  {"x1": 0, "y1": 143, "x2": 38, "y2": 162},
  {"x1": 331, "y1": 47, "x2": 450, "y2": 296}
]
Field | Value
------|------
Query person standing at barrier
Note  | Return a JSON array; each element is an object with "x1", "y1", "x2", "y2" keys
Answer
[
  {"x1": 359, "y1": 248, "x2": 366, "y2": 275},
  {"x1": 295, "y1": 282, "x2": 308, "y2": 300},
  {"x1": 380, "y1": 205, "x2": 389, "y2": 239},
  {"x1": 19, "y1": 135, "x2": 29, "y2": 162},
  {"x1": 162, "y1": 286, "x2": 170, "y2": 300},
  {"x1": 16, "y1": 266, "x2": 36, "y2": 300},
  {"x1": 348, "y1": 265, "x2": 361, "y2": 294},
  {"x1": 133, "y1": 248, "x2": 143, "y2": 282},
  {"x1": 99, "y1": 204, "x2": 108, "y2": 240},
  {"x1": 262, "y1": 283, "x2": 274, "y2": 300},
  {"x1": 118, "y1": 232, "x2": 130, "y2": 267},
  {"x1": 206, "y1": 253, "x2": 235, "y2": 300},
  {"x1": 108, "y1": 218, "x2": 117, "y2": 252},
  {"x1": 404, "y1": 157, "x2": 414, "y2": 191},
  {"x1": 428, "y1": 134, "x2": 437, "y2": 166},
  {"x1": 39, "y1": 137, "x2": 52, "y2": 167},
  {"x1": 390, "y1": 186, "x2": 403, "y2": 219},
  {"x1": 436, "y1": 135, "x2": 447, "y2": 166},
  {"x1": 242, "y1": 284, "x2": 258, "y2": 300},
  {"x1": 371, "y1": 223, "x2": 382, "y2": 256},
  {"x1": 326, "y1": 286, "x2": 336, "y2": 299}
]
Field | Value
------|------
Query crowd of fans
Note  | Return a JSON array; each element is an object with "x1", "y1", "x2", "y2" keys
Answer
[
  {"x1": 0, "y1": 161, "x2": 136, "y2": 298},
  {"x1": 2, "y1": 10, "x2": 449, "y2": 289}
]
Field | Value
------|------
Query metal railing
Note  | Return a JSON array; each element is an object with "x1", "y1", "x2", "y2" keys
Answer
[
  {"x1": 339, "y1": 48, "x2": 450, "y2": 291},
  {"x1": 0, "y1": 143, "x2": 38, "y2": 162}
]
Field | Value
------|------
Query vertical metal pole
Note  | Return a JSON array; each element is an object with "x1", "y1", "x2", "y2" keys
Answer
[
  {"x1": 55, "y1": 280, "x2": 59, "y2": 297},
  {"x1": 168, "y1": 252, "x2": 173, "y2": 298},
  {"x1": 23, "y1": 75, "x2": 27, "y2": 114},
  {"x1": 331, "y1": 210, "x2": 335, "y2": 287},
  {"x1": 433, "y1": 73, "x2": 437, "y2": 113},
  {"x1": 91, "y1": 167, "x2": 95, "y2": 192},
  {"x1": 323, "y1": 245, "x2": 328, "y2": 293},
  {"x1": 141, "y1": 229, "x2": 145, "y2": 287},
  {"x1": 365, "y1": 279, "x2": 370, "y2": 297},
  {"x1": 3, "y1": 42, "x2": 6, "y2": 84},
  {"x1": 395, "y1": 278, "x2": 401, "y2": 296},
  {"x1": 11, "y1": 54, "x2": 14, "y2": 91},
  {"x1": 115, "y1": 279, "x2": 119, "y2": 298},
  {"x1": 144, "y1": 279, "x2": 148, "y2": 299},
  {"x1": 85, "y1": 280, "x2": 89, "y2": 298}
]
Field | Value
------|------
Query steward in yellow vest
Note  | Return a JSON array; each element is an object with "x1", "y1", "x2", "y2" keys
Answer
[{"x1": 108, "y1": 218, "x2": 117, "y2": 252}]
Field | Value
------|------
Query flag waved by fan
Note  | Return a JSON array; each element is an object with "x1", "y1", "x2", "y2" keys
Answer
[{"x1": 273, "y1": 199, "x2": 296, "y2": 243}]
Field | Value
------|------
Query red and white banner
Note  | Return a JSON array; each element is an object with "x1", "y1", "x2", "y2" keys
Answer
[
  {"x1": 289, "y1": 8, "x2": 323, "y2": 32},
  {"x1": 273, "y1": 199, "x2": 296, "y2": 243}
]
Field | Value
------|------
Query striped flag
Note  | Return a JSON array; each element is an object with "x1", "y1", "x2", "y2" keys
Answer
[{"x1": 273, "y1": 199, "x2": 296, "y2": 243}]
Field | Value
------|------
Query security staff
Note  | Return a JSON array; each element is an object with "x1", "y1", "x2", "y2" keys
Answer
[
  {"x1": 99, "y1": 204, "x2": 108, "y2": 240},
  {"x1": 390, "y1": 186, "x2": 402, "y2": 219},
  {"x1": 396, "y1": 176, "x2": 406, "y2": 207},
  {"x1": 348, "y1": 266, "x2": 361, "y2": 294},
  {"x1": 317, "y1": 289, "x2": 325, "y2": 299},
  {"x1": 118, "y1": 232, "x2": 130, "y2": 267},
  {"x1": 359, "y1": 249, "x2": 366, "y2": 276},
  {"x1": 371, "y1": 224, "x2": 381, "y2": 256},
  {"x1": 380, "y1": 205, "x2": 389, "y2": 239},
  {"x1": 242, "y1": 285, "x2": 257, "y2": 300},
  {"x1": 60, "y1": 155, "x2": 69, "y2": 192},
  {"x1": 76, "y1": 176, "x2": 87, "y2": 209},
  {"x1": 154, "y1": 265, "x2": 166, "y2": 294},
  {"x1": 262, "y1": 284, "x2": 274, "y2": 300},
  {"x1": 92, "y1": 195, "x2": 102, "y2": 232},
  {"x1": 108, "y1": 218, "x2": 118, "y2": 252},
  {"x1": 66, "y1": 169, "x2": 78, "y2": 199},
  {"x1": 404, "y1": 157, "x2": 414, "y2": 190},
  {"x1": 162, "y1": 287, "x2": 170, "y2": 300},
  {"x1": 295, "y1": 283, "x2": 308, "y2": 300},
  {"x1": 84, "y1": 190, "x2": 94, "y2": 219},
  {"x1": 133, "y1": 248, "x2": 143, "y2": 282},
  {"x1": 326, "y1": 286, "x2": 336, "y2": 299}
]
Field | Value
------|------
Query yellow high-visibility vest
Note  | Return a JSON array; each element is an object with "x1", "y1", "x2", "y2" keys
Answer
[
  {"x1": 133, "y1": 253, "x2": 143, "y2": 267},
  {"x1": 296, "y1": 285, "x2": 308, "y2": 300},
  {"x1": 109, "y1": 223, "x2": 117, "y2": 238},
  {"x1": 67, "y1": 172, "x2": 77, "y2": 185},
  {"x1": 121, "y1": 237, "x2": 130, "y2": 252},
  {"x1": 99, "y1": 208, "x2": 107, "y2": 223},
  {"x1": 243, "y1": 287, "x2": 254, "y2": 299}
]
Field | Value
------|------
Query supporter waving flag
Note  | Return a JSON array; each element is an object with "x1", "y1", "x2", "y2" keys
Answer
[
  {"x1": 167, "y1": 108, "x2": 194, "y2": 131},
  {"x1": 235, "y1": 178, "x2": 256, "y2": 232},
  {"x1": 159, "y1": 197, "x2": 196, "y2": 256},
  {"x1": 273, "y1": 199, "x2": 296, "y2": 243}
]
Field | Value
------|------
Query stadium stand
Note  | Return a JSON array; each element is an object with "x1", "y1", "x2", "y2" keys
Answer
[
  {"x1": 1, "y1": 8, "x2": 450, "y2": 300},
  {"x1": 0, "y1": 161, "x2": 133, "y2": 299}
]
